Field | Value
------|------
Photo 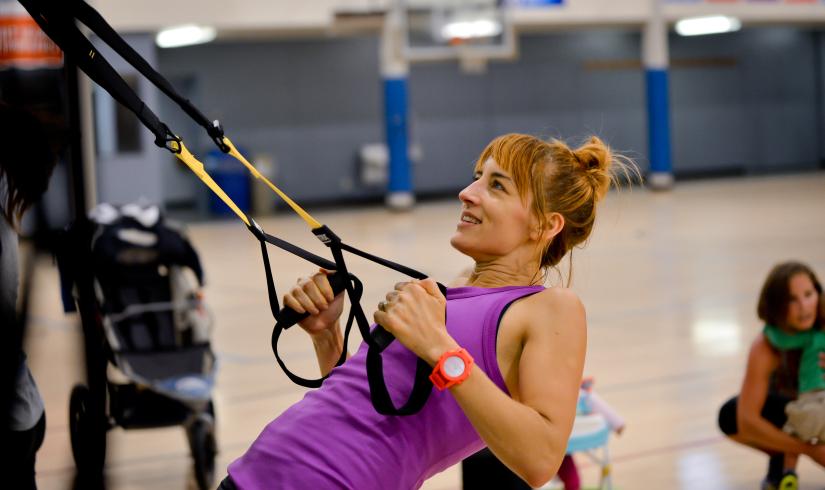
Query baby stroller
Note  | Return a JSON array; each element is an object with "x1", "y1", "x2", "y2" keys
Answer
[{"x1": 60, "y1": 202, "x2": 218, "y2": 489}]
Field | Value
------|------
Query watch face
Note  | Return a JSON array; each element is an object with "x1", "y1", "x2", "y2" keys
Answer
[{"x1": 443, "y1": 356, "x2": 466, "y2": 378}]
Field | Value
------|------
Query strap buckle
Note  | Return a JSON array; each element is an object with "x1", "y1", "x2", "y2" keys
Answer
[
  {"x1": 156, "y1": 123, "x2": 182, "y2": 153},
  {"x1": 246, "y1": 218, "x2": 265, "y2": 241},
  {"x1": 209, "y1": 119, "x2": 230, "y2": 153},
  {"x1": 313, "y1": 225, "x2": 341, "y2": 246}
]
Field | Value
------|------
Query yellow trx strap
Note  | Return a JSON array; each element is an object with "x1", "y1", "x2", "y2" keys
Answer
[
  {"x1": 170, "y1": 135, "x2": 322, "y2": 232},
  {"x1": 222, "y1": 137, "x2": 322, "y2": 229},
  {"x1": 171, "y1": 140, "x2": 250, "y2": 226}
]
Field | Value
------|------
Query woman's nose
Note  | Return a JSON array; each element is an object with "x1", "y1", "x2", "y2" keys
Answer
[{"x1": 458, "y1": 180, "x2": 481, "y2": 204}]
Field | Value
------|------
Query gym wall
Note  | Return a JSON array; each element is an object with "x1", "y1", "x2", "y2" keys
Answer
[{"x1": 154, "y1": 26, "x2": 824, "y2": 206}]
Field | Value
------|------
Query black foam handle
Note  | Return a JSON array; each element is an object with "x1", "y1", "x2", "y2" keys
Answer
[
  {"x1": 276, "y1": 271, "x2": 350, "y2": 329},
  {"x1": 370, "y1": 282, "x2": 448, "y2": 353},
  {"x1": 278, "y1": 274, "x2": 447, "y2": 353}
]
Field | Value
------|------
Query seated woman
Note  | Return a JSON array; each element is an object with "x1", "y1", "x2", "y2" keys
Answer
[
  {"x1": 224, "y1": 133, "x2": 629, "y2": 489},
  {"x1": 718, "y1": 261, "x2": 825, "y2": 490}
]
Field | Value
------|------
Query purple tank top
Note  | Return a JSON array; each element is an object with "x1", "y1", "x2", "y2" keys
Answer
[{"x1": 228, "y1": 285, "x2": 543, "y2": 489}]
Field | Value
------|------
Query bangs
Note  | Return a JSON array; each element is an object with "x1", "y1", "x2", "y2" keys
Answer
[{"x1": 474, "y1": 133, "x2": 548, "y2": 205}]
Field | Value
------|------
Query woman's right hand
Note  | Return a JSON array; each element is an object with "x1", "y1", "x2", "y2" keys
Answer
[{"x1": 283, "y1": 269, "x2": 345, "y2": 338}]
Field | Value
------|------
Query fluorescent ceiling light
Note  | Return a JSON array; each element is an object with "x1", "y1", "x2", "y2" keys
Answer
[
  {"x1": 156, "y1": 24, "x2": 216, "y2": 48},
  {"x1": 441, "y1": 19, "x2": 502, "y2": 40},
  {"x1": 675, "y1": 15, "x2": 741, "y2": 37}
]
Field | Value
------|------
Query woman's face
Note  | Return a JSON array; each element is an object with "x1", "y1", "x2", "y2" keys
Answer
[
  {"x1": 450, "y1": 157, "x2": 537, "y2": 261},
  {"x1": 785, "y1": 272, "x2": 820, "y2": 331}
]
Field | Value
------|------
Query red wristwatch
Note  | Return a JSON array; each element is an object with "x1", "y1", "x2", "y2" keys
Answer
[{"x1": 429, "y1": 348, "x2": 474, "y2": 391}]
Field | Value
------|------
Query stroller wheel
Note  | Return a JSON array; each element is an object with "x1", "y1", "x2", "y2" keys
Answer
[
  {"x1": 187, "y1": 411, "x2": 217, "y2": 490},
  {"x1": 69, "y1": 384, "x2": 106, "y2": 475}
]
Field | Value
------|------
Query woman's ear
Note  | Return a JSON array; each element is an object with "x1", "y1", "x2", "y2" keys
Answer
[
  {"x1": 541, "y1": 212, "x2": 564, "y2": 242},
  {"x1": 529, "y1": 212, "x2": 564, "y2": 242}
]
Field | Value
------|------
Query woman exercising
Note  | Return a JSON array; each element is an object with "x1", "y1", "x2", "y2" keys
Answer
[{"x1": 223, "y1": 132, "x2": 627, "y2": 489}]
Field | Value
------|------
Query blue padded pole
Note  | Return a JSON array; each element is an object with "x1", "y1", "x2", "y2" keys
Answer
[{"x1": 643, "y1": 0, "x2": 674, "y2": 190}]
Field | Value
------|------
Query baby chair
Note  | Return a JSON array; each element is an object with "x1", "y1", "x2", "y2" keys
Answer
[{"x1": 565, "y1": 391, "x2": 614, "y2": 490}]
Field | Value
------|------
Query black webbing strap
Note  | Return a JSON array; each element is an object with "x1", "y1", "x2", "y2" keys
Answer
[
  {"x1": 23, "y1": 0, "x2": 440, "y2": 415},
  {"x1": 70, "y1": 0, "x2": 229, "y2": 151},
  {"x1": 19, "y1": 0, "x2": 227, "y2": 152},
  {"x1": 246, "y1": 221, "x2": 350, "y2": 388},
  {"x1": 311, "y1": 226, "x2": 437, "y2": 415},
  {"x1": 339, "y1": 242, "x2": 429, "y2": 281},
  {"x1": 17, "y1": 0, "x2": 179, "y2": 151},
  {"x1": 250, "y1": 222, "x2": 436, "y2": 414}
]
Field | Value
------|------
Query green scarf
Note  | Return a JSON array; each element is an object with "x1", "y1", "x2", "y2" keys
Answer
[{"x1": 763, "y1": 324, "x2": 825, "y2": 394}]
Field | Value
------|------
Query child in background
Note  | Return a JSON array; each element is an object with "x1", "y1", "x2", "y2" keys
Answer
[{"x1": 554, "y1": 378, "x2": 625, "y2": 490}]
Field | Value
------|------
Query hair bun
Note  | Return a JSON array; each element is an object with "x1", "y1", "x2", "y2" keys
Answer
[{"x1": 572, "y1": 136, "x2": 613, "y2": 201}]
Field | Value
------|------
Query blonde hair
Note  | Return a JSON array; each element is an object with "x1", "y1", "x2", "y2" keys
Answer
[{"x1": 474, "y1": 133, "x2": 634, "y2": 283}]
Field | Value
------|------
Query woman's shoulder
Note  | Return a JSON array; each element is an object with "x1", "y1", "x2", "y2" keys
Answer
[
  {"x1": 526, "y1": 287, "x2": 583, "y2": 311},
  {"x1": 751, "y1": 333, "x2": 777, "y2": 353},
  {"x1": 505, "y1": 287, "x2": 585, "y2": 335},
  {"x1": 747, "y1": 334, "x2": 781, "y2": 372}
]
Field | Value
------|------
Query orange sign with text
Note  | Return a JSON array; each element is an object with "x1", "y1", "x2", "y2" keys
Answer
[{"x1": 0, "y1": 14, "x2": 62, "y2": 69}]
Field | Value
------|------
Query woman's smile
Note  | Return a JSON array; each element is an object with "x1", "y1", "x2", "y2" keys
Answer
[{"x1": 458, "y1": 210, "x2": 482, "y2": 228}]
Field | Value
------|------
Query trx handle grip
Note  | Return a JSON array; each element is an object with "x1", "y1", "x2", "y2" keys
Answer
[
  {"x1": 276, "y1": 271, "x2": 394, "y2": 351},
  {"x1": 371, "y1": 282, "x2": 448, "y2": 353},
  {"x1": 277, "y1": 274, "x2": 447, "y2": 353},
  {"x1": 276, "y1": 271, "x2": 349, "y2": 330}
]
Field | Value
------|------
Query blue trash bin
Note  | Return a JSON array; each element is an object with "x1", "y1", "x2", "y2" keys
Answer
[{"x1": 205, "y1": 149, "x2": 250, "y2": 217}]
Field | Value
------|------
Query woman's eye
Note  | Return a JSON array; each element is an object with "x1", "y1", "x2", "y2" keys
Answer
[{"x1": 491, "y1": 180, "x2": 505, "y2": 191}]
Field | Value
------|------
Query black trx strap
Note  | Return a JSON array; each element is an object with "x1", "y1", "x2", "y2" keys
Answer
[
  {"x1": 249, "y1": 222, "x2": 442, "y2": 415},
  {"x1": 21, "y1": 0, "x2": 441, "y2": 415},
  {"x1": 17, "y1": 0, "x2": 177, "y2": 151}
]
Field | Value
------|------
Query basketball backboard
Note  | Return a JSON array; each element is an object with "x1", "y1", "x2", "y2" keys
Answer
[{"x1": 401, "y1": 0, "x2": 515, "y2": 63}]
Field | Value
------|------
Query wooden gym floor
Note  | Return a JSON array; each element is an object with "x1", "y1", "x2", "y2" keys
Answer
[{"x1": 23, "y1": 171, "x2": 825, "y2": 489}]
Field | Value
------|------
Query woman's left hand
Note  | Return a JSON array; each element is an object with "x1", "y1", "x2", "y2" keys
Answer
[{"x1": 373, "y1": 279, "x2": 459, "y2": 366}]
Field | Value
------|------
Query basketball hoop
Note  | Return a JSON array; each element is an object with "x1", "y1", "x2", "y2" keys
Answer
[{"x1": 401, "y1": 0, "x2": 515, "y2": 64}]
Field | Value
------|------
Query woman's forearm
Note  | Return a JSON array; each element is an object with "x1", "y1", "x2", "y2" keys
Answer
[
  {"x1": 450, "y1": 369, "x2": 567, "y2": 488},
  {"x1": 310, "y1": 321, "x2": 346, "y2": 376},
  {"x1": 739, "y1": 414, "x2": 810, "y2": 456}
]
